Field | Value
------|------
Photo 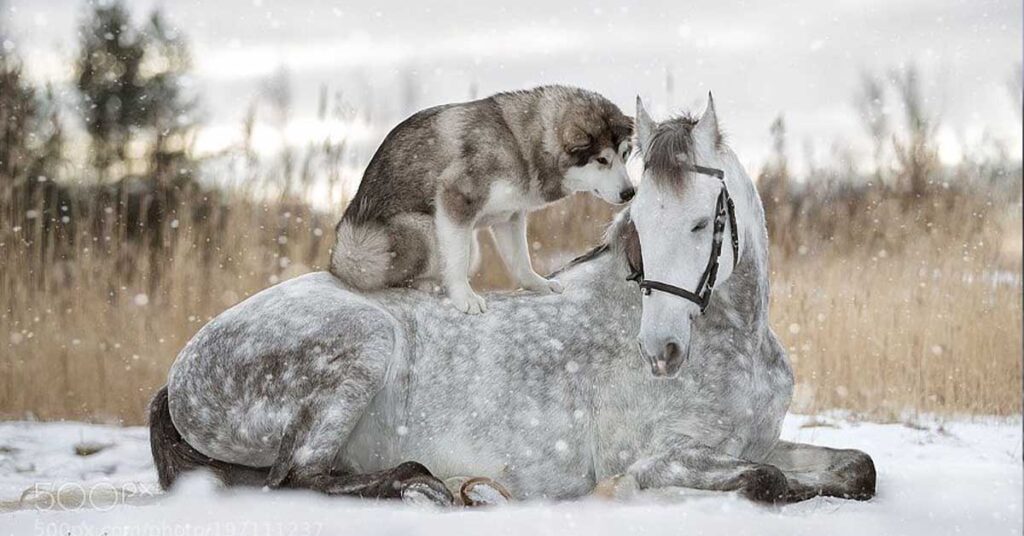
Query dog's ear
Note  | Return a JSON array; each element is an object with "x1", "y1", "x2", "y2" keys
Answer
[
  {"x1": 610, "y1": 114, "x2": 634, "y2": 143},
  {"x1": 562, "y1": 125, "x2": 593, "y2": 155}
]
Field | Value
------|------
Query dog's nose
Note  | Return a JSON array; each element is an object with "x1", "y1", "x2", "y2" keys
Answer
[{"x1": 619, "y1": 187, "x2": 635, "y2": 202}]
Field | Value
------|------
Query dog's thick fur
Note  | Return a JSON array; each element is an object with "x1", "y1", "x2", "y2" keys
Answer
[{"x1": 330, "y1": 85, "x2": 633, "y2": 313}]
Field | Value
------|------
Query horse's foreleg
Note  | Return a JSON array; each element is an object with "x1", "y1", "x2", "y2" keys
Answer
[
  {"x1": 764, "y1": 440, "x2": 876, "y2": 502},
  {"x1": 612, "y1": 445, "x2": 789, "y2": 504}
]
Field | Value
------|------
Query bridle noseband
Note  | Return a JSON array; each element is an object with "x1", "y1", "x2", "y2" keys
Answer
[{"x1": 628, "y1": 163, "x2": 740, "y2": 314}]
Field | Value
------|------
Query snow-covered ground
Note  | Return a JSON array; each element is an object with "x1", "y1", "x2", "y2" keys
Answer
[{"x1": 0, "y1": 414, "x2": 1020, "y2": 535}]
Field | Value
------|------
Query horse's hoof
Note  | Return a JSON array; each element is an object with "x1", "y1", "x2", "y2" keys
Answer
[
  {"x1": 460, "y1": 477, "x2": 511, "y2": 507},
  {"x1": 841, "y1": 450, "x2": 877, "y2": 501},
  {"x1": 740, "y1": 465, "x2": 788, "y2": 505},
  {"x1": 593, "y1": 473, "x2": 640, "y2": 500},
  {"x1": 401, "y1": 476, "x2": 454, "y2": 507}
]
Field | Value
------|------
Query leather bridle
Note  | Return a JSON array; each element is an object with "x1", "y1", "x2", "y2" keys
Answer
[{"x1": 627, "y1": 163, "x2": 740, "y2": 314}]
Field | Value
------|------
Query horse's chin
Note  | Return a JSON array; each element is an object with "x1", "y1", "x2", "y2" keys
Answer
[
  {"x1": 649, "y1": 363, "x2": 684, "y2": 379},
  {"x1": 647, "y1": 344, "x2": 690, "y2": 379}
]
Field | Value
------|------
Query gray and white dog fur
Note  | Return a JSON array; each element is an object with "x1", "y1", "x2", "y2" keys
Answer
[
  {"x1": 151, "y1": 95, "x2": 875, "y2": 505},
  {"x1": 330, "y1": 85, "x2": 634, "y2": 314}
]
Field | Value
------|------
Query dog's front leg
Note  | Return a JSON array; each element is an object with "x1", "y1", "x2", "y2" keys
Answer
[
  {"x1": 436, "y1": 210, "x2": 487, "y2": 314},
  {"x1": 491, "y1": 211, "x2": 563, "y2": 294}
]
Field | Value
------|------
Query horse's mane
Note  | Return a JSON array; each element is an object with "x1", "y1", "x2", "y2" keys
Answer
[
  {"x1": 546, "y1": 244, "x2": 611, "y2": 278},
  {"x1": 545, "y1": 211, "x2": 632, "y2": 278}
]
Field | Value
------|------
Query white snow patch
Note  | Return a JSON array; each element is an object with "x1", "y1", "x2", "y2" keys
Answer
[{"x1": 0, "y1": 415, "x2": 1019, "y2": 535}]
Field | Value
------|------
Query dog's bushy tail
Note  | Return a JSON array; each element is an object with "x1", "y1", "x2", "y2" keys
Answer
[
  {"x1": 149, "y1": 386, "x2": 265, "y2": 490},
  {"x1": 330, "y1": 219, "x2": 392, "y2": 290}
]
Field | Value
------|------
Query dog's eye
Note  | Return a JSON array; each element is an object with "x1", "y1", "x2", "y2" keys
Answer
[
  {"x1": 595, "y1": 157, "x2": 609, "y2": 166},
  {"x1": 691, "y1": 219, "x2": 710, "y2": 233}
]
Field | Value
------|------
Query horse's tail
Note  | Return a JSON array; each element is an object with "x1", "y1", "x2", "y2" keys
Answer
[
  {"x1": 149, "y1": 386, "x2": 266, "y2": 490},
  {"x1": 148, "y1": 385, "x2": 204, "y2": 490}
]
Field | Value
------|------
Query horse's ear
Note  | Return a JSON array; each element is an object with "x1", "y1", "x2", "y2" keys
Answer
[
  {"x1": 693, "y1": 91, "x2": 720, "y2": 148},
  {"x1": 635, "y1": 96, "x2": 655, "y2": 155}
]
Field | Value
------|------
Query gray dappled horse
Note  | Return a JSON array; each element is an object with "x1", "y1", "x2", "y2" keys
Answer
[{"x1": 149, "y1": 95, "x2": 875, "y2": 505}]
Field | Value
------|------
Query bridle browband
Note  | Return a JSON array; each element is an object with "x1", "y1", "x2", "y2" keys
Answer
[{"x1": 628, "y1": 163, "x2": 740, "y2": 314}]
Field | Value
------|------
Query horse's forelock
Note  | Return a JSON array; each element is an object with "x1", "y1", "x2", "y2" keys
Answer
[{"x1": 644, "y1": 114, "x2": 698, "y2": 193}]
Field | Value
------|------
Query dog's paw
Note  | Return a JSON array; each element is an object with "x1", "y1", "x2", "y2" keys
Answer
[
  {"x1": 448, "y1": 287, "x2": 487, "y2": 314},
  {"x1": 521, "y1": 276, "x2": 563, "y2": 294}
]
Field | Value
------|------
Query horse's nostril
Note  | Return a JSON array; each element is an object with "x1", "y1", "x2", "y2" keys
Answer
[
  {"x1": 619, "y1": 187, "x2": 636, "y2": 202},
  {"x1": 665, "y1": 341, "x2": 681, "y2": 361}
]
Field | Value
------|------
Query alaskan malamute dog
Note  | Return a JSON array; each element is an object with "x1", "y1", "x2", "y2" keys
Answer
[{"x1": 330, "y1": 85, "x2": 634, "y2": 313}]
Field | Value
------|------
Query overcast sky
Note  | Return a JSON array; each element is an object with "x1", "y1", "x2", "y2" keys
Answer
[{"x1": 4, "y1": 0, "x2": 1022, "y2": 173}]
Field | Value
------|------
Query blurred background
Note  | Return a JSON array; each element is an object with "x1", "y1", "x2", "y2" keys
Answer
[{"x1": 0, "y1": 0, "x2": 1020, "y2": 424}]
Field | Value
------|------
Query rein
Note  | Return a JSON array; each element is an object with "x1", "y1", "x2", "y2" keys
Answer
[{"x1": 627, "y1": 163, "x2": 739, "y2": 314}]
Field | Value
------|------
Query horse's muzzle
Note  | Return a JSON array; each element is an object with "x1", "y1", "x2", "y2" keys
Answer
[{"x1": 639, "y1": 339, "x2": 690, "y2": 378}]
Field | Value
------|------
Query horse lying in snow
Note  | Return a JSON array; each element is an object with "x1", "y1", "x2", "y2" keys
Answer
[{"x1": 149, "y1": 95, "x2": 875, "y2": 505}]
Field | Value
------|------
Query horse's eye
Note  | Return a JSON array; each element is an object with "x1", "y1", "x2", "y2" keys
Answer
[
  {"x1": 596, "y1": 157, "x2": 609, "y2": 166},
  {"x1": 691, "y1": 219, "x2": 710, "y2": 233}
]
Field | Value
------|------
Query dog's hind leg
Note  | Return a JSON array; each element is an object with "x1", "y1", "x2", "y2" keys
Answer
[
  {"x1": 332, "y1": 213, "x2": 439, "y2": 290},
  {"x1": 764, "y1": 441, "x2": 876, "y2": 502},
  {"x1": 384, "y1": 213, "x2": 438, "y2": 287}
]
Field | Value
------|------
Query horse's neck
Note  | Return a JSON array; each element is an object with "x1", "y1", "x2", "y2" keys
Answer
[
  {"x1": 560, "y1": 250, "x2": 641, "y2": 323},
  {"x1": 697, "y1": 154, "x2": 773, "y2": 346},
  {"x1": 564, "y1": 249, "x2": 637, "y2": 293},
  {"x1": 560, "y1": 225, "x2": 769, "y2": 349},
  {"x1": 704, "y1": 237, "x2": 769, "y2": 328}
]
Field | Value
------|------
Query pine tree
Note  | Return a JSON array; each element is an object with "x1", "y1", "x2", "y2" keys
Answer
[
  {"x1": 75, "y1": 0, "x2": 148, "y2": 180},
  {"x1": 0, "y1": 51, "x2": 39, "y2": 185},
  {"x1": 141, "y1": 10, "x2": 197, "y2": 187}
]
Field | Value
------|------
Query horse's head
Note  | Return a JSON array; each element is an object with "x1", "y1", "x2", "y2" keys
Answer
[{"x1": 629, "y1": 94, "x2": 743, "y2": 378}]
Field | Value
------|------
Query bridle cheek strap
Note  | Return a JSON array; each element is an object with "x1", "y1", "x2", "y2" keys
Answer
[{"x1": 629, "y1": 164, "x2": 739, "y2": 314}]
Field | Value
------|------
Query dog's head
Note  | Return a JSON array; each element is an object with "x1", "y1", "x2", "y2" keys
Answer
[{"x1": 559, "y1": 104, "x2": 634, "y2": 204}]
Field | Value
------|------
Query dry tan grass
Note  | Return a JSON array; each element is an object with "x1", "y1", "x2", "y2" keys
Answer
[
  {"x1": 771, "y1": 212, "x2": 1022, "y2": 418},
  {"x1": 0, "y1": 189, "x2": 332, "y2": 423},
  {"x1": 758, "y1": 161, "x2": 1023, "y2": 417},
  {"x1": 0, "y1": 181, "x2": 1020, "y2": 424}
]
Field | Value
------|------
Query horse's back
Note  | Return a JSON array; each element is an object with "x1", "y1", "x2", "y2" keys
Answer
[{"x1": 167, "y1": 272, "x2": 400, "y2": 467}]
